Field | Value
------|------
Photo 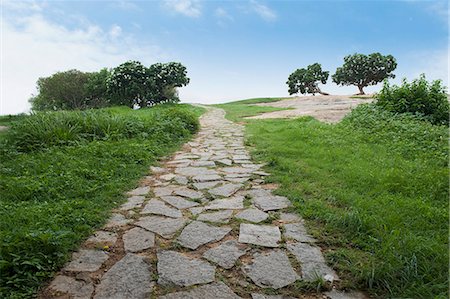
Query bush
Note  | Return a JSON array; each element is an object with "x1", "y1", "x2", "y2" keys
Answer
[{"x1": 375, "y1": 75, "x2": 449, "y2": 126}]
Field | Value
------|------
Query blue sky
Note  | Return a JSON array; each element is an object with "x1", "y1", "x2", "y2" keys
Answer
[{"x1": 2, "y1": 0, "x2": 449, "y2": 114}]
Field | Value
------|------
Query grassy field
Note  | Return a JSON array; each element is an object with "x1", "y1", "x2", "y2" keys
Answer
[
  {"x1": 217, "y1": 98, "x2": 448, "y2": 298},
  {"x1": 0, "y1": 104, "x2": 204, "y2": 298},
  {"x1": 214, "y1": 97, "x2": 291, "y2": 122}
]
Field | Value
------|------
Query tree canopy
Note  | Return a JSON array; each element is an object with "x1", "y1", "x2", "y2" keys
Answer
[
  {"x1": 287, "y1": 63, "x2": 329, "y2": 96},
  {"x1": 332, "y1": 53, "x2": 397, "y2": 95}
]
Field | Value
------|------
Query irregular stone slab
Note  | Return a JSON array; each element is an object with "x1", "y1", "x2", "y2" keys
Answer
[
  {"x1": 221, "y1": 167, "x2": 254, "y2": 174},
  {"x1": 174, "y1": 154, "x2": 199, "y2": 160},
  {"x1": 225, "y1": 173, "x2": 251, "y2": 178},
  {"x1": 280, "y1": 212, "x2": 302, "y2": 223},
  {"x1": 252, "y1": 294, "x2": 294, "y2": 299},
  {"x1": 48, "y1": 275, "x2": 93, "y2": 299},
  {"x1": 252, "y1": 195, "x2": 292, "y2": 211},
  {"x1": 150, "y1": 166, "x2": 166, "y2": 173},
  {"x1": 123, "y1": 227, "x2": 155, "y2": 252},
  {"x1": 233, "y1": 155, "x2": 250, "y2": 160},
  {"x1": 160, "y1": 173, "x2": 176, "y2": 181},
  {"x1": 157, "y1": 251, "x2": 215, "y2": 287},
  {"x1": 174, "y1": 187, "x2": 204, "y2": 199},
  {"x1": 203, "y1": 240, "x2": 246, "y2": 269},
  {"x1": 104, "y1": 213, "x2": 133, "y2": 228},
  {"x1": 153, "y1": 186, "x2": 177, "y2": 197},
  {"x1": 141, "y1": 199, "x2": 182, "y2": 218},
  {"x1": 193, "y1": 174, "x2": 223, "y2": 182},
  {"x1": 238, "y1": 223, "x2": 281, "y2": 247},
  {"x1": 193, "y1": 181, "x2": 222, "y2": 190},
  {"x1": 225, "y1": 177, "x2": 250, "y2": 183},
  {"x1": 160, "y1": 195, "x2": 199, "y2": 209},
  {"x1": 235, "y1": 209, "x2": 269, "y2": 223},
  {"x1": 136, "y1": 216, "x2": 187, "y2": 239},
  {"x1": 175, "y1": 167, "x2": 217, "y2": 177},
  {"x1": 197, "y1": 210, "x2": 233, "y2": 224},
  {"x1": 94, "y1": 253, "x2": 152, "y2": 299},
  {"x1": 177, "y1": 221, "x2": 231, "y2": 249},
  {"x1": 217, "y1": 159, "x2": 233, "y2": 166},
  {"x1": 324, "y1": 289, "x2": 367, "y2": 299},
  {"x1": 65, "y1": 249, "x2": 108, "y2": 272},
  {"x1": 189, "y1": 206, "x2": 206, "y2": 215},
  {"x1": 86, "y1": 231, "x2": 117, "y2": 246},
  {"x1": 205, "y1": 196, "x2": 244, "y2": 210},
  {"x1": 127, "y1": 186, "x2": 150, "y2": 196},
  {"x1": 243, "y1": 250, "x2": 298, "y2": 289},
  {"x1": 287, "y1": 242, "x2": 338, "y2": 282},
  {"x1": 174, "y1": 175, "x2": 189, "y2": 185},
  {"x1": 191, "y1": 160, "x2": 216, "y2": 167},
  {"x1": 120, "y1": 195, "x2": 145, "y2": 211},
  {"x1": 160, "y1": 282, "x2": 241, "y2": 299},
  {"x1": 209, "y1": 183, "x2": 242, "y2": 197},
  {"x1": 284, "y1": 223, "x2": 316, "y2": 243}
]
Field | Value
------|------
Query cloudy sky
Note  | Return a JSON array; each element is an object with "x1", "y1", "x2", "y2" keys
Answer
[{"x1": 1, "y1": 0, "x2": 448, "y2": 115}]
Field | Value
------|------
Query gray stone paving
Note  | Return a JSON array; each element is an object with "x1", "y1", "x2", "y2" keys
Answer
[
  {"x1": 46, "y1": 107, "x2": 350, "y2": 299},
  {"x1": 243, "y1": 250, "x2": 299, "y2": 289},
  {"x1": 94, "y1": 253, "x2": 152, "y2": 299},
  {"x1": 177, "y1": 221, "x2": 231, "y2": 249},
  {"x1": 157, "y1": 250, "x2": 215, "y2": 286}
]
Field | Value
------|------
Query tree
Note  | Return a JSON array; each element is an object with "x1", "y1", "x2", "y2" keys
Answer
[
  {"x1": 146, "y1": 62, "x2": 190, "y2": 105},
  {"x1": 29, "y1": 70, "x2": 91, "y2": 111},
  {"x1": 106, "y1": 61, "x2": 153, "y2": 108},
  {"x1": 332, "y1": 53, "x2": 397, "y2": 95},
  {"x1": 85, "y1": 68, "x2": 111, "y2": 108},
  {"x1": 286, "y1": 63, "x2": 329, "y2": 96}
]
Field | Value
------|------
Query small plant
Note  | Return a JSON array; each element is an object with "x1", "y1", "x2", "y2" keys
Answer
[{"x1": 375, "y1": 75, "x2": 449, "y2": 126}]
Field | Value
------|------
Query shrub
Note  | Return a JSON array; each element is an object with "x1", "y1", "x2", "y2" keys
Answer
[{"x1": 375, "y1": 75, "x2": 449, "y2": 126}]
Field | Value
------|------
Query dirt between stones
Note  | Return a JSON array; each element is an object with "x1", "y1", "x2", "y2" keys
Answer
[{"x1": 245, "y1": 95, "x2": 373, "y2": 123}]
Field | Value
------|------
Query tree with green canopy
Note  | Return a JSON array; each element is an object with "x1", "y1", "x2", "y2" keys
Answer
[
  {"x1": 286, "y1": 63, "x2": 329, "y2": 96},
  {"x1": 332, "y1": 53, "x2": 397, "y2": 95}
]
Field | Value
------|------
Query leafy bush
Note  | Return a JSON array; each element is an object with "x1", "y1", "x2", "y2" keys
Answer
[
  {"x1": 7, "y1": 105, "x2": 199, "y2": 152},
  {"x1": 375, "y1": 75, "x2": 449, "y2": 125}
]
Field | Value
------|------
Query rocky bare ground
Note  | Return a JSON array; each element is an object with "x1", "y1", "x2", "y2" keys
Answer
[
  {"x1": 41, "y1": 107, "x2": 365, "y2": 299},
  {"x1": 246, "y1": 95, "x2": 373, "y2": 123}
]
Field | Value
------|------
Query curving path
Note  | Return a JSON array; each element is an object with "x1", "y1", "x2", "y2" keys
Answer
[{"x1": 43, "y1": 107, "x2": 364, "y2": 299}]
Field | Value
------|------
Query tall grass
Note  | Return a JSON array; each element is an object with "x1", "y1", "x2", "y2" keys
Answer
[
  {"x1": 0, "y1": 104, "x2": 203, "y2": 298},
  {"x1": 218, "y1": 99, "x2": 448, "y2": 298}
]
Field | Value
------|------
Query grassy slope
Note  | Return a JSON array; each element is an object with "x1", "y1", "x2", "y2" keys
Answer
[
  {"x1": 0, "y1": 104, "x2": 204, "y2": 298},
  {"x1": 213, "y1": 97, "x2": 291, "y2": 122},
  {"x1": 217, "y1": 99, "x2": 448, "y2": 298}
]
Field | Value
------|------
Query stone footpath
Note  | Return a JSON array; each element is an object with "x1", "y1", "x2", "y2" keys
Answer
[{"x1": 43, "y1": 107, "x2": 365, "y2": 299}]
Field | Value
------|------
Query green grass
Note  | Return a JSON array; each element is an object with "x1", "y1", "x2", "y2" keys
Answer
[
  {"x1": 0, "y1": 104, "x2": 204, "y2": 298},
  {"x1": 214, "y1": 97, "x2": 290, "y2": 122},
  {"x1": 218, "y1": 100, "x2": 448, "y2": 298}
]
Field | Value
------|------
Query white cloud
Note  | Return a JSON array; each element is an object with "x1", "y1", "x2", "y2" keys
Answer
[
  {"x1": 110, "y1": 0, "x2": 140, "y2": 11},
  {"x1": 2, "y1": 0, "x2": 44, "y2": 12},
  {"x1": 163, "y1": 0, "x2": 201, "y2": 18},
  {"x1": 1, "y1": 14, "x2": 167, "y2": 115},
  {"x1": 215, "y1": 7, "x2": 233, "y2": 26},
  {"x1": 109, "y1": 24, "x2": 122, "y2": 38},
  {"x1": 250, "y1": 0, "x2": 277, "y2": 21}
]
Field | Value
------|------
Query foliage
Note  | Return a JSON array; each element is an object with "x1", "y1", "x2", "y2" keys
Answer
[
  {"x1": 85, "y1": 68, "x2": 111, "y2": 108},
  {"x1": 106, "y1": 61, "x2": 152, "y2": 107},
  {"x1": 375, "y1": 75, "x2": 449, "y2": 126},
  {"x1": 0, "y1": 105, "x2": 204, "y2": 298},
  {"x1": 287, "y1": 63, "x2": 329, "y2": 95},
  {"x1": 29, "y1": 70, "x2": 91, "y2": 111},
  {"x1": 332, "y1": 53, "x2": 397, "y2": 94},
  {"x1": 147, "y1": 62, "x2": 190, "y2": 104},
  {"x1": 218, "y1": 98, "x2": 448, "y2": 298}
]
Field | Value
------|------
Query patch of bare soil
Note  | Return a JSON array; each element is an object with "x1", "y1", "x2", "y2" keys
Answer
[{"x1": 246, "y1": 95, "x2": 373, "y2": 123}]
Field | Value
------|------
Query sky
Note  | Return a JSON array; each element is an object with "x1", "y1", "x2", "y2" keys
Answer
[{"x1": 1, "y1": 0, "x2": 449, "y2": 115}]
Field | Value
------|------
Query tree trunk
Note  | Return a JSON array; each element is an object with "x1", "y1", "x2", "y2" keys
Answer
[
  {"x1": 356, "y1": 85, "x2": 365, "y2": 95},
  {"x1": 316, "y1": 87, "x2": 329, "y2": 96}
]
